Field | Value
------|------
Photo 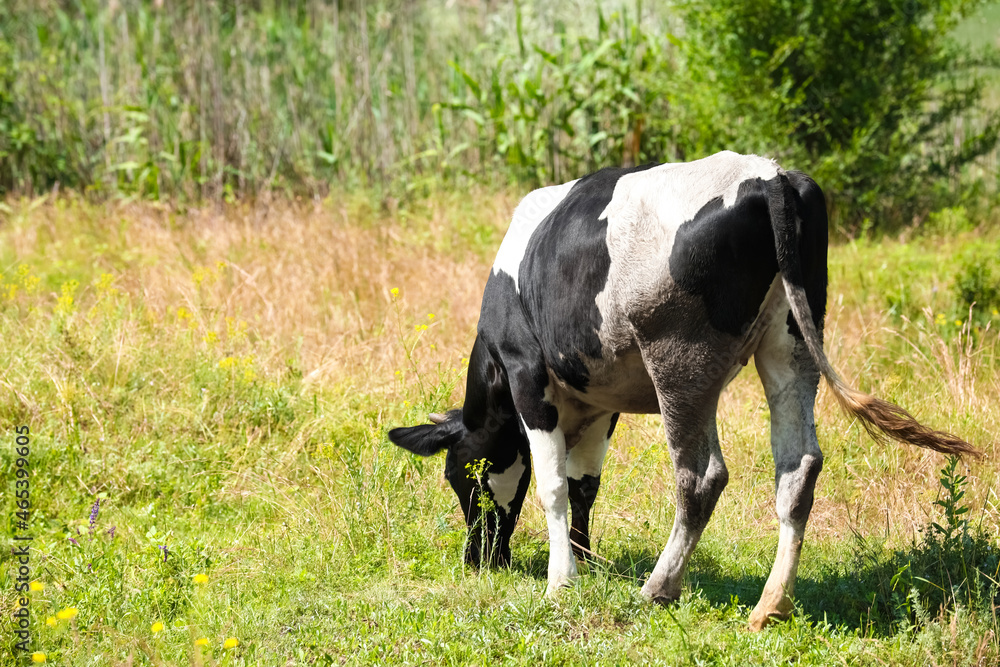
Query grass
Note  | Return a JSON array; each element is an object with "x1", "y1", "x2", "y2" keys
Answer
[{"x1": 0, "y1": 192, "x2": 998, "y2": 665}]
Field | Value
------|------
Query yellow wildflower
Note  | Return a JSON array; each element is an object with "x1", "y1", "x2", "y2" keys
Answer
[
  {"x1": 225, "y1": 316, "x2": 248, "y2": 340},
  {"x1": 151, "y1": 621, "x2": 164, "y2": 633},
  {"x1": 993, "y1": 308, "x2": 999, "y2": 317},
  {"x1": 45, "y1": 616, "x2": 57, "y2": 627},
  {"x1": 195, "y1": 637, "x2": 209, "y2": 646},
  {"x1": 955, "y1": 319, "x2": 962, "y2": 327},
  {"x1": 32, "y1": 653, "x2": 46, "y2": 663},
  {"x1": 29, "y1": 581, "x2": 44, "y2": 592},
  {"x1": 56, "y1": 607, "x2": 78, "y2": 620},
  {"x1": 203, "y1": 331, "x2": 218, "y2": 345},
  {"x1": 18, "y1": 265, "x2": 40, "y2": 294},
  {"x1": 223, "y1": 637, "x2": 239, "y2": 649},
  {"x1": 192, "y1": 267, "x2": 208, "y2": 287},
  {"x1": 427, "y1": 313, "x2": 435, "y2": 320},
  {"x1": 55, "y1": 280, "x2": 79, "y2": 315},
  {"x1": 95, "y1": 273, "x2": 116, "y2": 295},
  {"x1": 390, "y1": 287, "x2": 400, "y2": 299},
  {"x1": 193, "y1": 573, "x2": 209, "y2": 584}
]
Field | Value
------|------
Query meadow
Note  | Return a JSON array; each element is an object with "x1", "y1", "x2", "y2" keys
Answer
[
  {"x1": 2, "y1": 0, "x2": 1000, "y2": 664},
  {"x1": 0, "y1": 191, "x2": 998, "y2": 666}
]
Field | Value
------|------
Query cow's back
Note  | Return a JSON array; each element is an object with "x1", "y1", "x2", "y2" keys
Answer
[{"x1": 486, "y1": 151, "x2": 808, "y2": 414}]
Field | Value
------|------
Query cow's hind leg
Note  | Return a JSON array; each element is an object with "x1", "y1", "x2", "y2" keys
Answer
[
  {"x1": 748, "y1": 314, "x2": 823, "y2": 630},
  {"x1": 638, "y1": 353, "x2": 729, "y2": 604},
  {"x1": 567, "y1": 412, "x2": 618, "y2": 560}
]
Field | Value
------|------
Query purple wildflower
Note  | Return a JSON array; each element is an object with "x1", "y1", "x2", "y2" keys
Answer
[
  {"x1": 107, "y1": 526, "x2": 116, "y2": 539},
  {"x1": 68, "y1": 538, "x2": 79, "y2": 547},
  {"x1": 88, "y1": 499, "x2": 100, "y2": 535},
  {"x1": 158, "y1": 545, "x2": 169, "y2": 561}
]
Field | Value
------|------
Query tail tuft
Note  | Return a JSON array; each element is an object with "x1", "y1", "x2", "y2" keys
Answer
[{"x1": 825, "y1": 373, "x2": 982, "y2": 459}]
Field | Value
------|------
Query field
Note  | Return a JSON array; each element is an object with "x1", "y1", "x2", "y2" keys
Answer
[{"x1": 0, "y1": 191, "x2": 998, "y2": 665}]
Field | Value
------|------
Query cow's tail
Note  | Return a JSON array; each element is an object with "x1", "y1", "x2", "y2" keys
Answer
[{"x1": 766, "y1": 171, "x2": 981, "y2": 459}]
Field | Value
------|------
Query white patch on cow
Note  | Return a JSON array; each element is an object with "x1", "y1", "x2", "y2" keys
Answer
[
  {"x1": 566, "y1": 413, "x2": 613, "y2": 480},
  {"x1": 520, "y1": 417, "x2": 577, "y2": 595},
  {"x1": 487, "y1": 453, "x2": 527, "y2": 515},
  {"x1": 493, "y1": 179, "x2": 579, "y2": 291},
  {"x1": 599, "y1": 151, "x2": 779, "y2": 225},
  {"x1": 595, "y1": 151, "x2": 782, "y2": 353}
]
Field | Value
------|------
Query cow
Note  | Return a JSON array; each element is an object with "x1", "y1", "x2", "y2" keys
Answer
[{"x1": 388, "y1": 151, "x2": 979, "y2": 630}]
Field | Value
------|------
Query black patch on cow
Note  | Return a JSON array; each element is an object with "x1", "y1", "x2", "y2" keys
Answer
[
  {"x1": 478, "y1": 268, "x2": 559, "y2": 432},
  {"x1": 568, "y1": 474, "x2": 601, "y2": 559},
  {"x1": 782, "y1": 171, "x2": 829, "y2": 340},
  {"x1": 607, "y1": 412, "x2": 620, "y2": 439},
  {"x1": 669, "y1": 178, "x2": 780, "y2": 337},
  {"x1": 518, "y1": 163, "x2": 658, "y2": 392}
]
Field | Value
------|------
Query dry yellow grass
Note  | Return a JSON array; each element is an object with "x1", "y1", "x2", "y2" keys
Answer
[{"x1": 4, "y1": 192, "x2": 997, "y2": 551}]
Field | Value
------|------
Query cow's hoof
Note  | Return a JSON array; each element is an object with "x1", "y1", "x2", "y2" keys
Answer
[
  {"x1": 640, "y1": 582, "x2": 680, "y2": 606},
  {"x1": 544, "y1": 579, "x2": 573, "y2": 599},
  {"x1": 649, "y1": 595, "x2": 679, "y2": 607},
  {"x1": 747, "y1": 605, "x2": 791, "y2": 631},
  {"x1": 748, "y1": 587, "x2": 794, "y2": 631}
]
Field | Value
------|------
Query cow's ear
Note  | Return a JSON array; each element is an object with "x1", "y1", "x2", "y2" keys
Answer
[{"x1": 389, "y1": 412, "x2": 466, "y2": 456}]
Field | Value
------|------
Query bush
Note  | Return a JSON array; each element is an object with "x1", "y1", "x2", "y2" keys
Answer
[{"x1": 674, "y1": 0, "x2": 1000, "y2": 230}]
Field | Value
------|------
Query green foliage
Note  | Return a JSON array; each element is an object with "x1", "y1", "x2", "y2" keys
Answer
[
  {"x1": 2, "y1": 0, "x2": 996, "y2": 233},
  {"x1": 926, "y1": 205, "x2": 975, "y2": 236},
  {"x1": 907, "y1": 456, "x2": 998, "y2": 618},
  {"x1": 954, "y1": 243, "x2": 1000, "y2": 317},
  {"x1": 841, "y1": 456, "x2": 999, "y2": 632},
  {"x1": 444, "y1": 3, "x2": 675, "y2": 185},
  {"x1": 0, "y1": 0, "x2": 480, "y2": 199},
  {"x1": 675, "y1": 0, "x2": 1000, "y2": 229}
]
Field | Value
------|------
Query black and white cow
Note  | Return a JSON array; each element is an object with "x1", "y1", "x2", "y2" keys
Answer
[{"x1": 389, "y1": 151, "x2": 978, "y2": 630}]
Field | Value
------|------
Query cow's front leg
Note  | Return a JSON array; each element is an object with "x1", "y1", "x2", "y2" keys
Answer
[
  {"x1": 520, "y1": 418, "x2": 575, "y2": 597},
  {"x1": 567, "y1": 412, "x2": 618, "y2": 560},
  {"x1": 748, "y1": 315, "x2": 823, "y2": 630}
]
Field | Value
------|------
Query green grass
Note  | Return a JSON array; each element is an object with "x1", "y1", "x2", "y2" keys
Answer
[{"x1": 0, "y1": 194, "x2": 998, "y2": 665}]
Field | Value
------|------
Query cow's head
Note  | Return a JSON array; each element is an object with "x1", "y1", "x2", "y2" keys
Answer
[{"x1": 388, "y1": 338, "x2": 531, "y2": 567}]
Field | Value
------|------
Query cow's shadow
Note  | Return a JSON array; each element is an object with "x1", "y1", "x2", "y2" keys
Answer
[{"x1": 508, "y1": 539, "x2": 934, "y2": 637}]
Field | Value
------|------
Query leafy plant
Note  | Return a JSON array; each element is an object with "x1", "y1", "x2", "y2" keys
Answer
[
  {"x1": 954, "y1": 244, "x2": 1000, "y2": 320},
  {"x1": 888, "y1": 457, "x2": 998, "y2": 623},
  {"x1": 674, "y1": 0, "x2": 1000, "y2": 230},
  {"x1": 473, "y1": 3, "x2": 677, "y2": 184}
]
